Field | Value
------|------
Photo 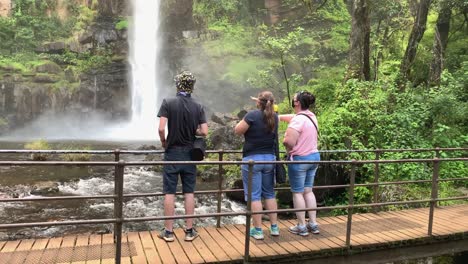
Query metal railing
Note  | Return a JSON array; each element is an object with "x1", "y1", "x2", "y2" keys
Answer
[{"x1": 0, "y1": 148, "x2": 467, "y2": 263}]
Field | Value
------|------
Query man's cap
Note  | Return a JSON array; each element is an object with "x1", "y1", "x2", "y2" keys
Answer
[{"x1": 175, "y1": 71, "x2": 196, "y2": 93}]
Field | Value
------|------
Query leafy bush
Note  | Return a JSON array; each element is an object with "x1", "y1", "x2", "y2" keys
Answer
[{"x1": 24, "y1": 139, "x2": 51, "y2": 161}]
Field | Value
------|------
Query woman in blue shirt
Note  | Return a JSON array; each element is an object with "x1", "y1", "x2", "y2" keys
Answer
[{"x1": 234, "y1": 91, "x2": 280, "y2": 240}]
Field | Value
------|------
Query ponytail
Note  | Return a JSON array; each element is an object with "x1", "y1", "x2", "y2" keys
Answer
[{"x1": 258, "y1": 91, "x2": 276, "y2": 133}]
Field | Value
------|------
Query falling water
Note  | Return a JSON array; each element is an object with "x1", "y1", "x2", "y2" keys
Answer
[{"x1": 127, "y1": 0, "x2": 162, "y2": 140}]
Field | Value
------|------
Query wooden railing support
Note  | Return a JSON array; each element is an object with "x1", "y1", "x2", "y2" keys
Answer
[
  {"x1": 346, "y1": 161, "x2": 356, "y2": 248},
  {"x1": 216, "y1": 150, "x2": 224, "y2": 228},
  {"x1": 428, "y1": 158, "x2": 440, "y2": 236},
  {"x1": 244, "y1": 161, "x2": 254, "y2": 263}
]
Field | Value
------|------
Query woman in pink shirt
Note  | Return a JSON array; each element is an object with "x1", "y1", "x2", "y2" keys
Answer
[{"x1": 281, "y1": 91, "x2": 320, "y2": 236}]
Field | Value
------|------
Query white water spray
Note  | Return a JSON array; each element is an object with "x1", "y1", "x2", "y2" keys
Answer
[{"x1": 127, "y1": 0, "x2": 162, "y2": 140}]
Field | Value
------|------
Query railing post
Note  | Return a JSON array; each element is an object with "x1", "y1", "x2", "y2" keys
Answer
[
  {"x1": 346, "y1": 160, "x2": 356, "y2": 249},
  {"x1": 244, "y1": 160, "x2": 254, "y2": 263},
  {"x1": 372, "y1": 150, "x2": 381, "y2": 213},
  {"x1": 114, "y1": 159, "x2": 124, "y2": 264},
  {"x1": 113, "y1": 149, "x2": 120, "y2": 237},
  {"x1": 428, "y1": 158, "x2": 440, "y2": 236},
  {"x1": 216, "y1": 150, "x2": 224, "y2": 228}
]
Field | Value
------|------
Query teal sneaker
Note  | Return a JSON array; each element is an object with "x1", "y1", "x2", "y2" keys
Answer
[
  {"x1": 270, "y1": 225, "x2": 280, "y2": 236},
  {"x1": 249, "y1": 227, "x2": 264, "y2": 240}
]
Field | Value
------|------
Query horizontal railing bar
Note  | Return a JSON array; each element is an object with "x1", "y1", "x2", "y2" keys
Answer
[
  {"x1": 0, "y1": 147, "x2": 465, "y2": 155},
  {"x1": 0, "y1": 157, "x2": 465, "y2": 166},
  {"x1": 1, "y1": 195, "x2": 465, "y2": 229},
  {"x1": 2, "y1": 178, "x2": 467, "y2": 203},
  {"x1": 0, "y1": 195, "x2": 116, "y2": 203}
]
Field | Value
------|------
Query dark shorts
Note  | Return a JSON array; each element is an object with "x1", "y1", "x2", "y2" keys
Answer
[{"x1": 163, "y1": 146, "x2": 196, "y2": 194}]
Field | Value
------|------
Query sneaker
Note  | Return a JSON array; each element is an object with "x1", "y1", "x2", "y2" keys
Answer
[
  {"x1": 270, "y1": 225, "x2": 280, "y2": 236},
  {"x1": 288, "y1": 225, "x2": 309, "y2": 236},
  {"x1": 307, "y1": 223, "x2": 320, "y2": 234},
  {"x1": 158, "y1": 228, "x2": 174, "y2": 242},
  {"x1": 184, "y1": 228, "x2": 199, "y2": 241},
  {"x1": 249, "y1": 227, "x2": 264, "y2": 240}
]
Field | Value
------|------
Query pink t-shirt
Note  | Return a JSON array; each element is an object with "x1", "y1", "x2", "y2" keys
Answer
[{"x1": 288, "y1": 110, "x2": 319, "y2": 157}]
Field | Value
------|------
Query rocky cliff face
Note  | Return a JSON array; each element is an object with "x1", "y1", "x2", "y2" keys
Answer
[{"x1": 0, "y1": 0, "x2": 130, "y2": 134}]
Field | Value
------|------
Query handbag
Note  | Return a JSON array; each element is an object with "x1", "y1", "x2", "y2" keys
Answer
[
  {"x1": 190, "y1": 137, "x2": 207, "y2": 161},
  {"x1": 275, "y1": 162, "x2": 287, "y2": 184}
]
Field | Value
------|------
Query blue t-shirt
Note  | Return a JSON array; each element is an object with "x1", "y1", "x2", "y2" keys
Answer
[{"x1": 242, "y1": 110, "x2": 278, "y2": 157}]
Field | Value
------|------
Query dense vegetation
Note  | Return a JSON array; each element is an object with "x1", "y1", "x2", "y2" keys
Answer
[{"x1": 191, "y1": 0, "x2": 467, "y2": 209}]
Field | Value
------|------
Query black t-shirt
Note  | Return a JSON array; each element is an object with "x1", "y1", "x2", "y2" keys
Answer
[
  {"x1": 157, "y1": 95, "x2": 207, "y2": 148},
  {"x1": 242, "y1": 110, "x2": 278, "y2": 157}
]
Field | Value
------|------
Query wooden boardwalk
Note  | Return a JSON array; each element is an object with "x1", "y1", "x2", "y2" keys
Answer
[{"x1": 1, "y1": 205, "x2": 467, "y2": 264}]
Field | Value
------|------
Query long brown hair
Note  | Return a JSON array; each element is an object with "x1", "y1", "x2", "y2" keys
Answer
[{"x1": 257, "y1": 91, "x2": 275, "y2": 133}]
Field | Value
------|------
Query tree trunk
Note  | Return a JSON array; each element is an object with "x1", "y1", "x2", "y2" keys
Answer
[
  {"x1": 399, "y1": 0, "x2": 432, "y2": 90},
  {"x1": 264, "y1": 0, "x2": 282, "y2": 24},
  {"x1": 429, "y1": 1, "x2": 451, "y2": 86},
  {"x1": 345, "y1": 0, "x2": 370, "y2": 81},
  {"x1": 97, "y1": 0, "x2": 114, "y2": 18}
]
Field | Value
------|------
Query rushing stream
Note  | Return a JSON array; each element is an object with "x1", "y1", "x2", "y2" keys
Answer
[{"x1": 0, "y1": 140, "x2": 246, "y2": 240}]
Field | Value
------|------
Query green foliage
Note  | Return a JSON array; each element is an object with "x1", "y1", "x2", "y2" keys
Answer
[
  {"x1": 115, "y1": 17, "x2": 129, "y2": 30},
  {"x1": 25, "y1": 139, "x2": 50, "y2": 161},
  {"x1": 193, "y1": 0, "x2": 251, "y2": 26}
]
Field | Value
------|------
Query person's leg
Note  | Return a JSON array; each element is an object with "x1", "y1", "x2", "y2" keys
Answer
[
  {"x1": 242, "y1": 155, "x2": 264, "y2": 239},
  {"x1": 184, "y1": 193, "x2": 195, "y2": 229},
  {"x1": 251, "y1": 200, "x2": 263, "y2": 228},
  {"x1": 292, "y1": 192, "x2": 306, "y2": 225},
  {"x1": 164, "y1": 194, "x2": 175, "y2": 231},
  {"x1": 303, "y1": 152, "x2": 320, "y2": 226},
  {"x1": 181, "y1": 162, "x2": 197, "y2": 230},
  {"x1": 304, "y1": 187, "x2": 317, "y2": 224},
  {"x1": 264, "y1": 198, "x2": 278, "y2": 224},
  {"x1": 261, "y1": 155, "x2": 278, "y2": 226}
]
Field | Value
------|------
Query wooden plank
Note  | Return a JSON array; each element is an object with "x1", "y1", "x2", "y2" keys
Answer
[
  {"x1": 120, "y1": 233, "x2": 132, "y2": 264},
  {"x1": 254, "y1": 223, "x2": 289, "y2": 256},
  {"x1": 260, "y1": 222, "x2": 300, "y2": 256},
  {"x1": 101, "y1": 234, "x2": 115, "y2": 264},
  {"x1": 0, "y1": 239, "x2": 21, "y2": 264},
  {"x1": 149, "y1": 230, "x2": 177, "y2": 264},
  {"x1": 56, "y1": 235, "x2": 77, "y2": 264},
  {"x1": 0, "y1": 241, "x2": 6, "y2": 251},
  {"x1": 127, "y1": 232, "x2": 146, "y2": 264},
  {"x1": 225, "y1": 224, "x2": 262, "y2": 258},
  {"x1": 194, "y1": 227, "x2": 228, "y2": 262},
  {"x1": 23, "y1": 238, "x2": 49, "y2": 264},
  {"x1": 164, "y1": 229, "x2": 192, "y2": 264},
  {"x1": 318, "y1": 217, "x2": 347, "y2": 246},
  {"x1": 184, "y1": 228, "x2": 217, "y2": 263},
  {"x1": 173, "y1": 228, "x2": 206, "y2": 264},
  {"x1": 38, "y1": 237, "x2": 62, "y2": 264},
  {"x1": 8, "y1": 239, "x2": 35, "y2": 264},
  {"x1": 274, "y1": 219, "x2": 310, "y2": 252},
  {"x1": 358, "y1": 214, "x2": 410, "y2": 242},
  {"x1": 139, "y1": 231, "x2": 162, "y2": 264},
  {"x1": 205, "y1": 227, "x2": 244, "y2": 260},
  {"x1": 282, "y1": 220, "x2": 330, "y2": 251},
  {"x1": 85, "y1": 234, "x2": 101, "y2": 264},
  {"x1": 71, "y1": 234, "x2": 89, "y2": 264},
  {"x1": 352, "y1": 214, "x2": 393, "y2": 243}
]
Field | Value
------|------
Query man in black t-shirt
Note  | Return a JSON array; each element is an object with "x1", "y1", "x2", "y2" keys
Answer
[{"x1": 157, "y1": 71, "x2": 208, "y2": 242}]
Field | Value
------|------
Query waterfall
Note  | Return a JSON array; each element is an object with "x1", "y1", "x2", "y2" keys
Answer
[{"x1": 128, "y1": 0, "x2": 162, "y2": 140}]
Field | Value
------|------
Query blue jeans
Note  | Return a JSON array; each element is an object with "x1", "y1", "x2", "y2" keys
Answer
[
  {"x1": 163, "y1": 146, "x2": 196, "y2": 194},
  {"x1": 288, "y1": 152, "x2": 320, "y2": 193},
  {"x1": 241, "y1": 154, "x2": 276, "y2": 201}
]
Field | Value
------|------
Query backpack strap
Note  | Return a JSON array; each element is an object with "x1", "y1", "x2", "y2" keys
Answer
[{"x1": 297, "y1": 113, "x2": 319, "y2": 137}]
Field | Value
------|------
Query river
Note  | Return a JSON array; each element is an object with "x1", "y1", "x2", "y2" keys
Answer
[{"x1": 0, "y1": 140, "x2": 246, "y2": 240}]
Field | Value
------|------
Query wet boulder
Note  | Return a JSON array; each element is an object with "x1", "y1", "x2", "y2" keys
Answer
[{"x1": 31, "y1": 181, "x2": 60, "y2": 196}]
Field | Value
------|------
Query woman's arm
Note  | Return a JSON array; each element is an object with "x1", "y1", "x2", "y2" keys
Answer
[
  {"x1": 234, "y1": 119, "x2": 250, "y2": 135},
  {"x1": 283, "y1": 127, "x2": 299, "y2": 152},
  {"x1": 279, "y1": 114, "x2": 295, "y2": 123}
]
